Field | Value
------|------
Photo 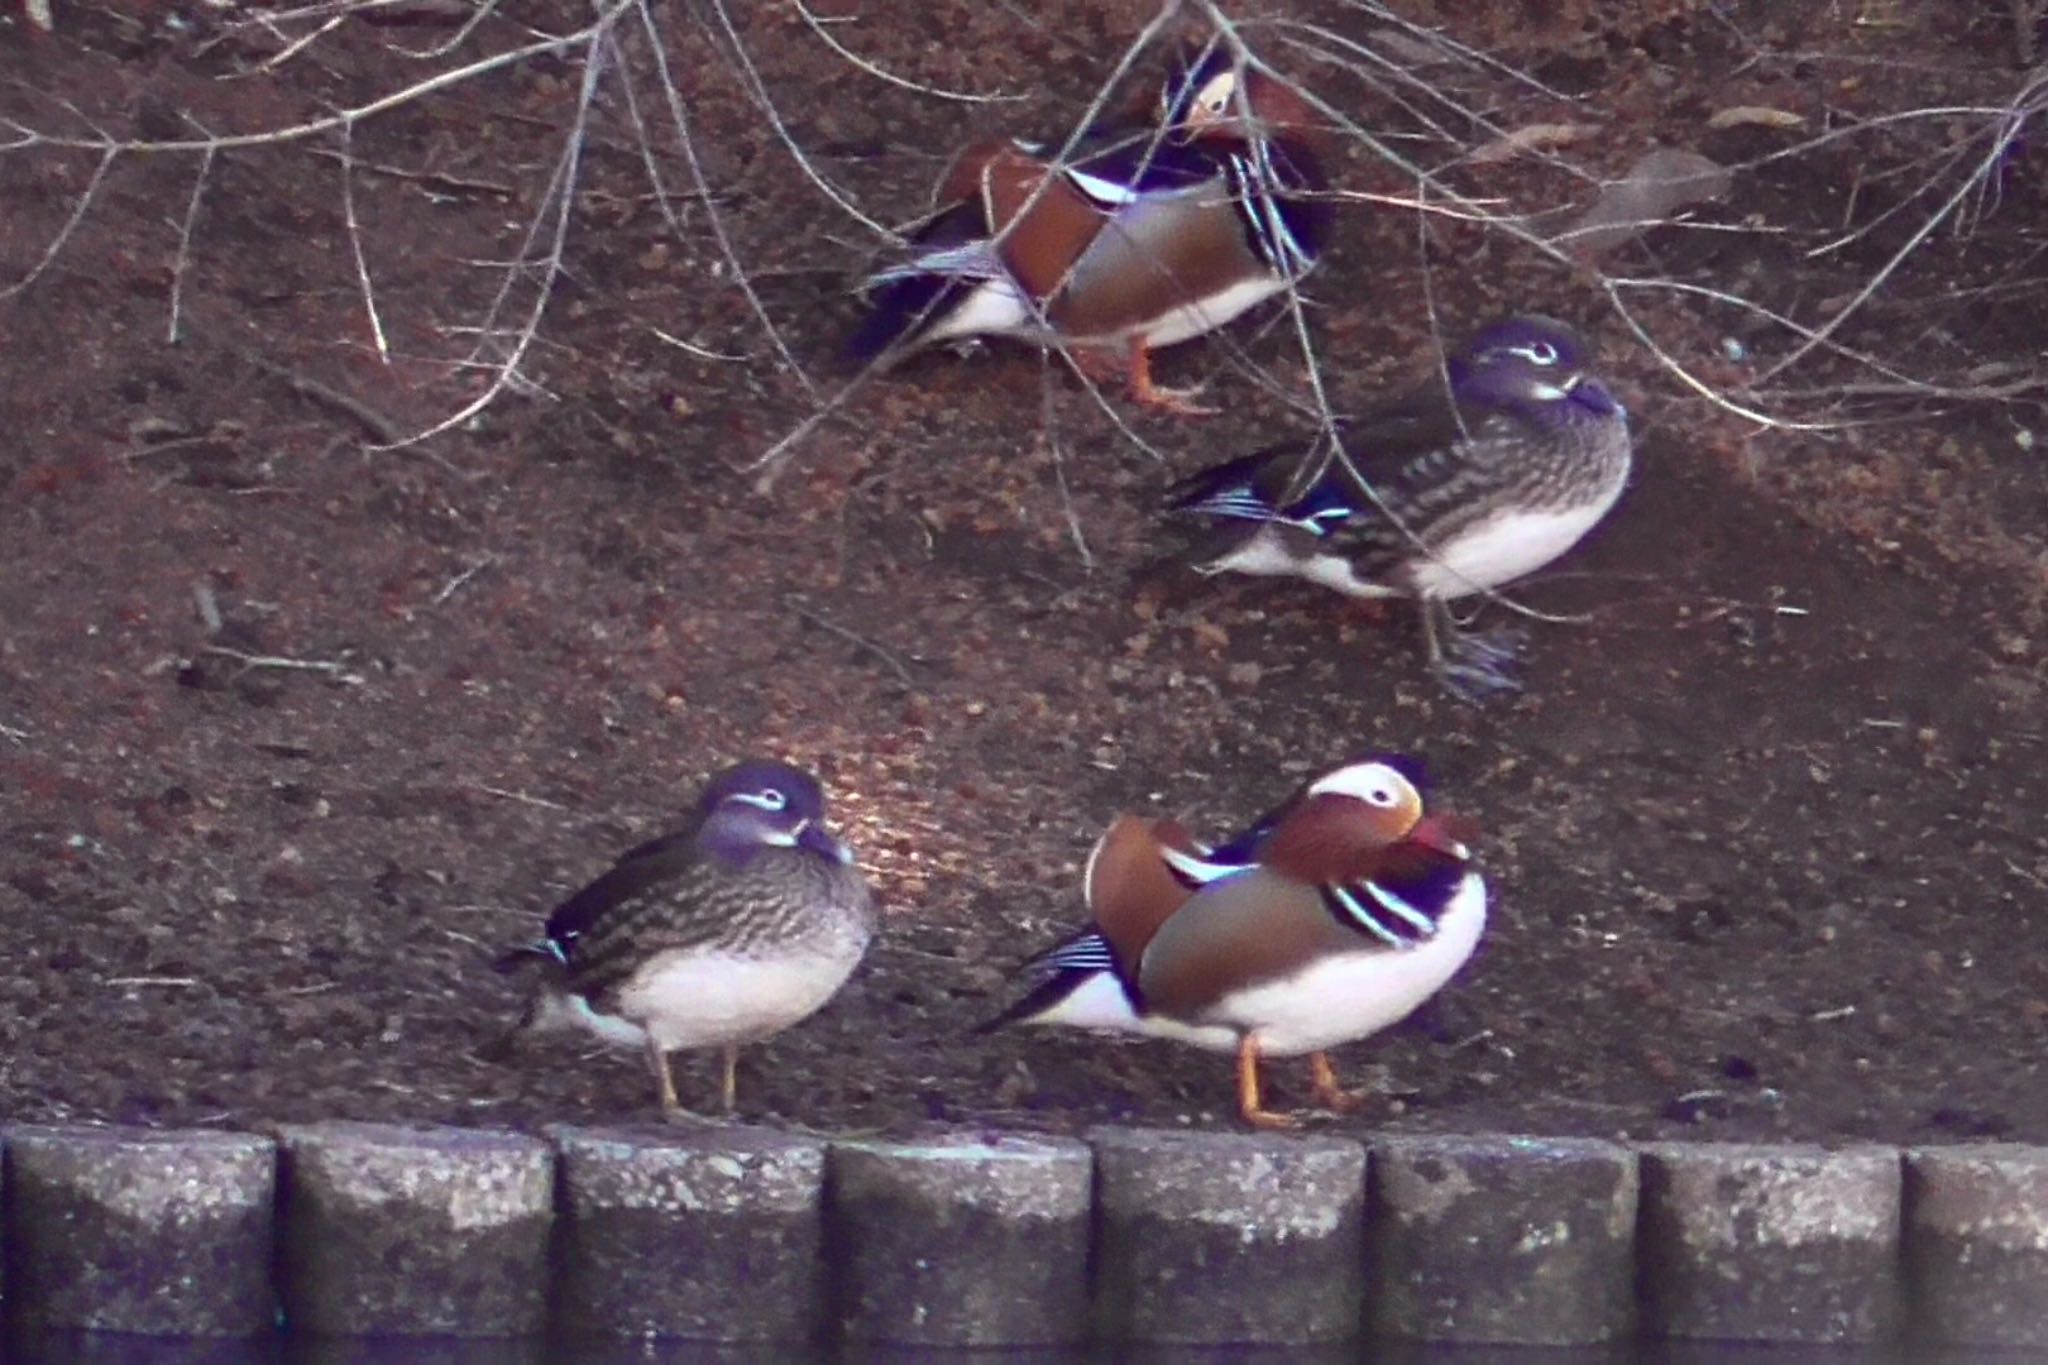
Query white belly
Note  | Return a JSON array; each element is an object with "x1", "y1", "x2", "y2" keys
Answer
[
  {"x1": 1209, "y1": 526, "x2": 1398, "y2": 600},
  {"x1": 588, "y1": 946, "x2": 863, "y2": 1053},
  {"x1": 921, "y1": 258, "x2": 1298, "y2": 356},
  {"x1": 1410, "y1": 499, "x2": 1619, "y2": 601},
  {"x1": 1133, "y1": 272, "x2": 1294, "y2": 349},
  {"x1": 1202, "y1": 872, "x2": 1487, "y2": 1056},
  {"x1": 1018, "y1": 970, "x2": 1148, "y2": 1033},
  {"x1": 922, "y1": 275, "x2": 1033, "y2": 345}
]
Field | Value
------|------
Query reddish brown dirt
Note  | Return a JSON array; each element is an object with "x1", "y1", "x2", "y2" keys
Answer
[{"x1": 2, "y1": 2, "x2": 2044, "y2": 1144}]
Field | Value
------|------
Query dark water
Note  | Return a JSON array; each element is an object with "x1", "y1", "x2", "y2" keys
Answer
[{"x1": 8, "y1": 1333, "x2": 2047, "y2": 1365}]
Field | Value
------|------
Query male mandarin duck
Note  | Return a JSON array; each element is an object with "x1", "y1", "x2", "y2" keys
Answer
[
  {"x1": 847, "y1": 44, "x2": 1330, "y2": 414},
  {"x1": 489, "y1": 759, "x2": 874, "y2": 1120},
  {"x1": 981, "y1": 755, "x2": 1486, "y2": 1130},
  {"x1": 1161, "y1": 314, "x2": 1632, "y2": 697}
]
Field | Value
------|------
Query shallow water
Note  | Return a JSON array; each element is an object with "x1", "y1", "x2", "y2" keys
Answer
[{"x1": 9, "y1": 1333, "x2": 2047, "y2": 1365}]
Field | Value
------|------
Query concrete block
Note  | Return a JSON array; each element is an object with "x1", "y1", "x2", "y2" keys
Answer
[
  {"x1": 551, "y1": 1123, "x2": 827, "y2": 1341},
  {"x1": 277, "y1": 1122, "x2": 552, "y2": 1337},
  {"x1": 1092, "y1": 1127, "x2": 1366, "y2": 1345},
  {"x1": 1365, "y1": 1134, "x2": 1637, "y2": 1344},
  {"x1": 829, "y1": 1131, "x2": 1091, "y2": 1346},
  {"x1": 1905, "y1": 1144, "x2": 2048, "y2": 1346},
  {"x1": 1639, "y1": 1143, "x2": 1901, "y2": 1343},
  {"x1": 2, "y1": 1126, "x2": 275, "y2": 1335}
]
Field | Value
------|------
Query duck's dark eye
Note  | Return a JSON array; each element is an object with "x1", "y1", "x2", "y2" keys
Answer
[
  {"x1": 731, "y1": 788, "x2": 788, "y2": 812},
  {"x1": 1511, "y1": 341, "x2": 1561, "y2": 366}
]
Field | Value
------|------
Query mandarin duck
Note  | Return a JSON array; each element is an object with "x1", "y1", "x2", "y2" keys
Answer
[
  {"x1": 848, "y1": 45, "x2": 1329, "y2": 415},
  {"x1": 1162, "y1": 315, "x2": 1631, "y2": 697},
  {"x1": 490, "y1": 759, "x2": 873, "y2": 1120},
  {"x1": 981, "y1": 755, "x2": 1485, "y2": 1130}
]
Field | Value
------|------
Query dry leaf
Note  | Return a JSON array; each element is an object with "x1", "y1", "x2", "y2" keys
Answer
[
  {"x1": 1470, "y1": 121, "x2": 1602, "y2": 165},
  {"x1": 1707, "y1": 105, "x2": 1807, "y2": 131},
  {"x1": 1559, "y1": 148, "x2": 1733, "y2": 257}
]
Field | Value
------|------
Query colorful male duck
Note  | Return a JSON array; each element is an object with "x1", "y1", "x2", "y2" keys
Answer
[
  {"x1": 490, "y1": 759, "x2": 874, "y2": 1119},
  {"x1": 848, "y1": 45, "x2": 1330, "y2": 414},
  {"x1": 1162, "y1": 314, "x2": 1632, "y2": 696},
  {"x1": 981, "y1": 755, "x2": 1486, "y2": 1129}
]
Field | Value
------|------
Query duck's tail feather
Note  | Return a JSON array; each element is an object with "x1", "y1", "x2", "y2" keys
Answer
[
  {"x1": 1161, "y1": 449, "x2": 1290, "y2": 522},
  {"x1": 845, "y1": 202, "x2": 1005, "y2": 366},
  {"x1": 974, "y1": 931, "x2": 1143, "y2": 1034}
]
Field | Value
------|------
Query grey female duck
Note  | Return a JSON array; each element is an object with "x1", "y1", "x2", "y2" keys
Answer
[{"x1": 492, "y1": 759, "x2": 873, "y2": 1119}]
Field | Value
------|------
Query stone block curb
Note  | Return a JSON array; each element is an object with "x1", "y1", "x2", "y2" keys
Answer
[
  {"x1": 1091, "y1": 1126, "x2": 1366, "y2": 1345},
  {"x1": 1905, "y1": 1143, "x2": 2048, "y2": 1347},
  {"x1": 828, "y1": 1131, "x2": 1092, "y2": 1346},
  {"x1": 1366, "y1": 1134, "x2": 1637, "y2": 1344},
  {"x1": 10, "y1": 1123, "x2": 2048, "y2": 1347},
  {"x1": 1, "y1": 1126, "x2": 275, "y2": 1336},
  {"x1": 276, "y1": 1121, "x2": 553, "y2": 1337},
  {"x1": 551, "y1": 1123, "x2": 827, "y2": 1341},
  {"x1": 1638, "y1": 1142, "x2": 1901, "y2": 1343}
]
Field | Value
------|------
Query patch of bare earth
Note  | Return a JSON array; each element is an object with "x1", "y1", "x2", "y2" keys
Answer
[{"x1": 1, "y1": 0, "x2": 2043, "y2": 1141}]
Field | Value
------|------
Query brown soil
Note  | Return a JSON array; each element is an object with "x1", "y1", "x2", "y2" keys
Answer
[{"x1": 2, "y1": 1, "x2": 2044, "y2": 1144}]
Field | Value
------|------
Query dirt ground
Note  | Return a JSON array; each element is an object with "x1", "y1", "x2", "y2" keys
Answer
[{"x1": 2, "y1": 1, "x2": 2045, "y2": 1145}]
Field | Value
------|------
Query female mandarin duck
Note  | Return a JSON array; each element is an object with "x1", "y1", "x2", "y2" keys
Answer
[
  {"x1": 848, "y1": 44, "x2": 1330, "y2": 415},
  {"x1": 981, "y1": 755, "x2": 1486, "y2": 1130},
  {"x1": 1163, "y1": 315, "x2": 1631, "y2": 697},
  {"x1": 491, "y1": 759, "x2": 874, "y2": 1120}
]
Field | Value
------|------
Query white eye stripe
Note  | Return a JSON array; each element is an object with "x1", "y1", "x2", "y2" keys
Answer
[
  {"x1": 1507, "y1": 340, "x2": 1561, "y2": 366},
  {"x1": 1193, "y1": 72, "x2": 1235, "y2": 116},
  {"x1": 730, "y1": 788, "x2": 788, "y2": 812},
  {"x1": 1307, "y1": 762, "x2": 1416, "y2": 808}
]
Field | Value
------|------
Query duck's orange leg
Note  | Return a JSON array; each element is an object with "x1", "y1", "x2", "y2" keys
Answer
[
  {"x1": 720, "y1": 1042, "x2": 740, "y2": 1114},
  {"x1": 1125, "y1": 338, "x2": 1217, "y2": 416},
  {"x1": 1308, "y1": 1051, "x2": 1370, "y2": 1114},
  {"x1": 1237, "y1": 1034, "x2": 1301, "y2": 1130},
  {"x1": 645, "y1": 1035, "x2": 684, "y2": 1119}
]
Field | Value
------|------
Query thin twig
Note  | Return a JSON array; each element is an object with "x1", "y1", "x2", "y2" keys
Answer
[
  {"x1": 2, "y1": 144, "x2": 118, "y2": 297},
  {"x1": 338, "y1": 118, "x2": 392, "y2": 364},
  {"x1": 200, "y1": 645, "x2": 367, "y2": 684},
  {"x1": 13, "y1": 25, "x2": 598, "y2": 155},
  {"x1": 700, "y1": 0, "x2": 892, "y2": 236},
  {"x1": 472, "y1": 784, "x2": 568, "y2": 811},
  {"x1": 373, "y1": 10, "x2": 618, "y2": 450},
  {"x1": 627, "y1": 7, "x2": 822, "y2": 407},
  {"x1": 790, "y1": 0, "x2": 1024, "y2": 104},
  {"x1": 431, "y1": 554, "x2": 497, "y2": 605},
  {"x1": 787, "y1": 595, "x2": 918, "y2": 687},
  {"x1": 387, "y1": 0, "x2": 507, "y2": 60},
  {"x1": 167, "y1": 133, "x2": 216, "y2": 345},
  {"x1": 198, "y1": 646, "x2": 352, "y2": 673},
  {"x1": 253, "y1": 12, "x2": 346, "y2": 73},
  {"x1": 651, "y1": 327, "x2": 747, "y2": 362},
  {"x1": 303, "y1": 146, "x2": 516, "y2": 199},
  {"x1": 1039, "y1": 374, "x2": 1096, "y2": 571},
  {"x1": 234, "y1": 346, "x2": 406, "y2": 445}
]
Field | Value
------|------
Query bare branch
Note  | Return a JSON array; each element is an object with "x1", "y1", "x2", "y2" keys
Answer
[
  {"x1": 2, "y1": 144, "x2": 118, "y2": 297},
  {"x1": 167, "y1": 138, "x2": 216, "y2": 345},
  {"x1": 628, "y1": 2, "x2": 822, "y2": 406},
  {"x1": 790, "y1": 0, "x2": 1025, "y2": 104},
  {"x1": 338, "y1": 119, "x2": 393, "y2": 365}
]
